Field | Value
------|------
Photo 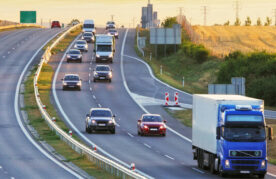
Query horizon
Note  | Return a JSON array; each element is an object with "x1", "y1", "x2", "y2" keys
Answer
[{"x1": 1, "y1": 0, "x2": 276, "y2": 27}]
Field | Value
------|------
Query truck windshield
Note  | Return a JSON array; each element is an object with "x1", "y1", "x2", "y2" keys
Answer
[
  {"x1": 222, "y1": 127, "x2": 266, "y2": 142},
  {"x1": 83, "y1": 24, "x2": 94, "y2": 28},
  {"x1": 97, "y1": 45, "x2": 112, "y2": 52}
]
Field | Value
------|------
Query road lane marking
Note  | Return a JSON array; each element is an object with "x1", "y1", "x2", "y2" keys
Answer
[
  {"x1": 52, "y1": 30, "x2": 154, "y2": 179},
  {"x1": 90, "y1": 87, "x2": 92, "y2": 91},
  {"x1": 0, "y1": 166, "x2": 2, "y2": 169},
  {"x1": 164, "y1": 155, "x2": 175, "y2": 160},
  {"x1": 14, "y1": 30, "x2": 84, "y2": 178},
  {"x1": 92, "y1": 95, "x2": 96, "y2": 99},
  {"x1": 143, "y1": 143, "x2": 151, "y2": 149},
  {"x1": 88, "y1": 73, "x2": 90, "y2": 77},
  {"x1": 127, "y1": 133, "x2": 134, "y2": 138},
  {"x1": 8, "y1": 51, "x2": 10, "y2": 54},
  {"x1": 192, "y1": 167, "x2": 205, "y2": 174},
  {"x1": 88, "y1": 80, "x2": 91, "y2": 84},
  {"x1": 98, "y1": 104, "x2": 102, "y2": 108},
  {"x1": 89, "y1": 67, "x2": 91, "y2": 70}
]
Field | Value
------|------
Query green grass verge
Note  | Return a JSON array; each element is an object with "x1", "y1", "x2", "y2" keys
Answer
[
  {"x1": 23, "y1": 26, "x2": 118, "y2": 178},
  {"x1": 136, "y1": 29, "x2": 220, "y2": 94},
  {"x1": 266, "y1": 119, "x2": 276, "y2": 165},
  {"x1": 165, "y1": 109, "x2": 192, "y2": 127}
]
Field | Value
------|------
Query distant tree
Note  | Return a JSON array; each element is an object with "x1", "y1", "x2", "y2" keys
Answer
[
  {"x1": 161, "y1": 17, "x2": 179, "y2": 28},
  {"x1": 224, "y1": 20, "x2": 230, "y2": 26},
  {"x1": 256, "y1": 17, "x2": 262, "y2": 26},
  {"x1": 234, "y1": 18, "x2": 241, "y2": 26},
  {"x1": 244, "y1": 16, "x2": 251, "y2": 26},
  {"x1": 264, "y1": 17, "x2": 272, "y2": 26}
]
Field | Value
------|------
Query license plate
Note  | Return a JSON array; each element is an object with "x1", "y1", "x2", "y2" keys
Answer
[
  {"x1": 68, "y1": 86, "x2": 75, "y2": 88},
  {"x1": 240, "y1": 171, "x2": 250, "y2": 174},
  {"x1": 150, "y1": 128, "x2": 158, "y2": 131},
  {"x1": 100, "y1": 77, "x2": 105, "y2": 79},
  {"x1": 98, "y1": 123, "x2": 106, "y2": 126}
]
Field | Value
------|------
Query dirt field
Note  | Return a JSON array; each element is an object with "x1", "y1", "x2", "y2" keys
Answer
[{"x1": 192, "y1": 26, "x2": 276, "y2": 57}]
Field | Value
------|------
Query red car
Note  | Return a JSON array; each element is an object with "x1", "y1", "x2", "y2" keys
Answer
[
  {"x1": 137, "y1": 114, "x2": 167, "y2": 136},
  {"x1": 51, "y1": 21, "x2": 61, "y2": 28}
]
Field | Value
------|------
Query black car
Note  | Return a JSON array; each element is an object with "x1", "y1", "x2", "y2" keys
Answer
[
  {"x1": 66, "y1": 49, "x2": 82, "y2": 63},
  {"x1": 62, "y1": 74, "x2": 82, "y2": 90},
  {"x1": 107, "y1": 29, "x2": 118, "y2": 39},
  {"x1": 93, "y1": 65, "x2": 112, "y2": 82},
  {"x1": 85, "y1": 108, "x2": 116, "y2": 134},
  {"x1": 82, "y1": 32, "x2": 95, "y2": 43}
]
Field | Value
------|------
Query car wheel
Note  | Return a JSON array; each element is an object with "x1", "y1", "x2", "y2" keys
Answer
[
  {"x1": 109, "y1": 79, "x2": 112, "y2": 83},
  {"x1": 137, "y1": 130, "x2": 140, "y2": 136},
  {"x1": 140, "y1": 132, "x2": 144, "y2": 136},
  {"x1": 110, "y1": 60, "x2": 113, "y2": 63},
  {"x1": 162, "y1": 133, "x2": 166, "y2": 137},
  {"x1": 78, "y1": 87, "x2": 81, "y2": 91},
  {"x1": 93, "y1": 79, "x2": 96, "y2": 82},
  {"x1": 67, "y1": 60, "x2": 69, "y2": 63}
]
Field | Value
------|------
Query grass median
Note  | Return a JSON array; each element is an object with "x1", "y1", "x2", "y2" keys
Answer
[{"x1": 23, "y1": 26, "x2": 118, "y2": 178}]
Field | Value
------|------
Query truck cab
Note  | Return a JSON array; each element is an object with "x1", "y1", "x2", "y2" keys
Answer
[
  {"x1": 216, "y1": 105, "x2": 272, "y2": 177},
  {"x1": 94, "y1": 34, "x2": 115, "y2": 63}
]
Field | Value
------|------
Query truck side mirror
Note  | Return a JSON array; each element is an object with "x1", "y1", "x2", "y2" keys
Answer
[
  {"x1": 216, "y1": 127, "x2": 221, "y2": 140},
  {"x1": 268, "y1": 127, "x2": 274, "y2": 140}
]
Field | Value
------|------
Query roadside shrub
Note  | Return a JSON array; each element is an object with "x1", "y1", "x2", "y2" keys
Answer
[{"x1": 181, "y1": 42, "x2": 209, "y2": 63}]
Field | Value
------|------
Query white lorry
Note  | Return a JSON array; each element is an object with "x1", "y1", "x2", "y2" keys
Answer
[
  {"x1": 94, "y1": 34, "x2": 115, "y2": 63},
  {"x1": 192, "y1": 94, "x2": 273, "y2": 178}
]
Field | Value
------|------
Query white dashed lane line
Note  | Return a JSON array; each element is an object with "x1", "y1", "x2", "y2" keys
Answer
[
  {"x1": 98, "y1": 104, "x2": 102, "y2": 108},
  {"x1": 127, "y1": 132, "x2": 134, "y2": 138},
  {"x1": 143, "y1": 143, "x2": 151, "y2": 149},
  {"x1": 0, "y1": 165, "x2": 2, "y2": 169},
  {"x1": 92, "y1": 95, "x2": 96, "y2": 99},
  {"x1": 192, "y1": 167, "x2": 205, "y2": 174},
  {"x1": 90, "y1": 87, "x2": 92, "y2": 91},
  {"x1": 164, "y1": 155, "x2": 175, "y2": 160}
]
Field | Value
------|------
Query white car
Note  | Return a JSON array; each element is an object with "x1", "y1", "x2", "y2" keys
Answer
[{"x1": 74, "y1": 40, "x2": 88, "y2": 52}]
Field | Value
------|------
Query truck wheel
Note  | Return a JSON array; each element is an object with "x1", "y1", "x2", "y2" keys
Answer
[
  {"x1": 138, "y1": 131, "x2": 140, "y2": 136},
  {"x1": 209, "y1": 155, "x2": 216, "y2": 174},
  {"x1": 257, "y1": 174, "x2": 265, "y2": 178}
]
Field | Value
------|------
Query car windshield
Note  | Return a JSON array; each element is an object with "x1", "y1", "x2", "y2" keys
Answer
[
  {"x1": 96, "y1": 66, "x2": 110, "y2": 71},
  {"x1": 64, "y1": 75, "x2": 79, "y2": 81},
  {"x1": 142, "y1": 115, "x2": 162, "y2": 122},
  {"x1": 69, "y1": 50, "x2": 80, "y2": 54},
  {"x1": 109, "y1": 30, "x2": 116, "y2": 33},
  {"x1": 91, "y1": 110, "x2": 112, "y2": 117},
  {"x1": 222, "y1": 127, "x2": 266, "y2": 142},
  {"x1": 84, "y1": 33, "x2": 92, "y2": 37},
  {"x1": 83, "y1": 24, "x2": 94, "y2": 28},
  {"x1": 107, "y1": 21, "x2": 114, "y2": 25},
  {"x1": 97, "y1": 45, "x2": 112, "y2": 52},
  {"x1": 76, "y1": 41, "x2": 86, "y2": 44}
]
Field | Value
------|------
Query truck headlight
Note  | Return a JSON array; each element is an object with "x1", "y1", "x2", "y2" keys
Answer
[
  {"x1": 108, "y1": 72, "x2": 112, "y2": 77},
  {"x1": 108, "y1": 53, "x2": 113, "y2": 58},
  {"x1": 261, "y1": 160, "x2": 266, "y2": 169},
  {"x1": 77, "y1": 82, "x2": 81, "y2": 86},
  {"x1": 96, "y1": 54, "x2": 100, "y2": 58},
  {"x1": 225, "y1": 159, "x2": 230, "y2": 168}
]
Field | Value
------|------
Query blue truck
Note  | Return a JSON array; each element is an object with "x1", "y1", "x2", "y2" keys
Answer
[{"x1": 192, "y1": 95, "x2": 273, "y2": 178}]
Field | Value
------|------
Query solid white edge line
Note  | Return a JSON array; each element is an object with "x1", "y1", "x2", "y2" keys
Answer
[
  {"x1": 127, "y1": 133, "x2": 134, "y2": 138},
  {"x1": 14, "y1": 30, "x2": 83, "y2": 178},
  {"x1": 120, "y1": 30, "x2": 192, "y2": 144},
  {"x1": 143, "y1": 143, "x2": 151, "y2": 149},
  {"x1": 164, "y1": 155, "x2": 175, "y2": 160},
  {"x1": 52, "y1": 31, "x2": 154, "y2": 179}
]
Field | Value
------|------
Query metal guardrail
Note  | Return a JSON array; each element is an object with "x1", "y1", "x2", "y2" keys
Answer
[
  {"x1": 0, "y1": 24, "x2": 43, "y2": 30},
  {"x1": 33, "y1": 24, "x2": 147, "y2": 179}
]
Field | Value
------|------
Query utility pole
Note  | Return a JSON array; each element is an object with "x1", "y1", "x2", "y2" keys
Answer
[
  {"x1": 274, "y1": 9, "x2": 276, "y2": 26},
  {"x1": 111, "y1": 15, "x2": 114, "y2": 21},
  {"x1": 178, "y1": 7, "x2": 183, "y2": 25},
  {"x1": 201, "y1": 6, "x2": 207, "y2": 26},
  {"x1": 234, "y1": 0, "x2": 241, "y2": 19}
]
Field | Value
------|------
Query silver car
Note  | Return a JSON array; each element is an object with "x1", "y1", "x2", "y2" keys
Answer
[
  {"x1": 62, "y1": 74, "x2": 82, "y2": 91},
  {"x1": 74, "y1": 40, "x2": 88, "y2": 52}
]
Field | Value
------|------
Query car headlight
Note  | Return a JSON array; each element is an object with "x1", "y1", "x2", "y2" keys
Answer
[
  {"x1": 67, "y1": 55, "x2": 71, "y2": 58},
  {"x1": 96, "y1": 54, "x2": 100, "y2": 58},
  {"x1": 108, "y1": 72, "x2": 112, "y2": 77},
  {"x1": 74, "y1": 45, "x2": 77, "y2": 48},
  {"x1": 225, "y1": 159, "x2": 230, "y2": 168},
  {"x1": 63, "y1": 82, "x2": 67, "y2": 85},
  {"x1": 108, "y1": 53, "x2": 113, "y2": 58},
  {"x1": 91, "y1": 120, "x2": 96, "y2": 124},
  {"x1": 93, "y1": 72, "x2": 98, "y2": 76},
  {"x1": 77, "y1": 82, "x2": 81, "y2": 86},
  {"x1": 78, "y1": 55, "x2": 82, "y2": 58},
  {"x1": 160, "y1": 125, "x2": 166, "y2": 129},
  {"x1": 108, "y1": 120, "x2": 114, "y2": 124},
  {"x1": 143, "y1": 125, "x2": 149, "y2": 129}
]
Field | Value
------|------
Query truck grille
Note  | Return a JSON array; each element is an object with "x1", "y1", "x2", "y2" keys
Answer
[
  {"x1": 229, "y1": 150, "x2": 262, "y2": 157},
  {"x1": 231, "y1": 160, "x2": 259, "y2": 165},
  {"x1": 232, "y1": 166, "x2": 258, "y2": 170}
]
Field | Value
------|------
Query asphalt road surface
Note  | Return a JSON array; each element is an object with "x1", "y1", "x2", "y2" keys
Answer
[{"x1": 0, "y1": 28, "x2": 80, "y2": 179}]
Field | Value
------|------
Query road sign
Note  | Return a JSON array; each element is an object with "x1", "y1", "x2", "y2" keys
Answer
[
  {"x1": 20, "y1": 11, "x2": 36, "y2": 23},
  {"x1": 150, "y1": 24, "x2": 181, "y2": 45}
]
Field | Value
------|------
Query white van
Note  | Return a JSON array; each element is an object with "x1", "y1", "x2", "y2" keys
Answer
[{"x1": 83, "y1": 20, "x2": 95, "y2": 34}]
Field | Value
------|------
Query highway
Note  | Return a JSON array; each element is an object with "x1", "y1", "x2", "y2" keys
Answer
[
  {"x1": 0, "y1": 28, "x2": 81, "y2": 178},
  {"x1": 51, "y1": 27, "x2": 276, "y2": 179},
  {"x1": 52, "y1": 28, "x2": 213, "y2": 179}
]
